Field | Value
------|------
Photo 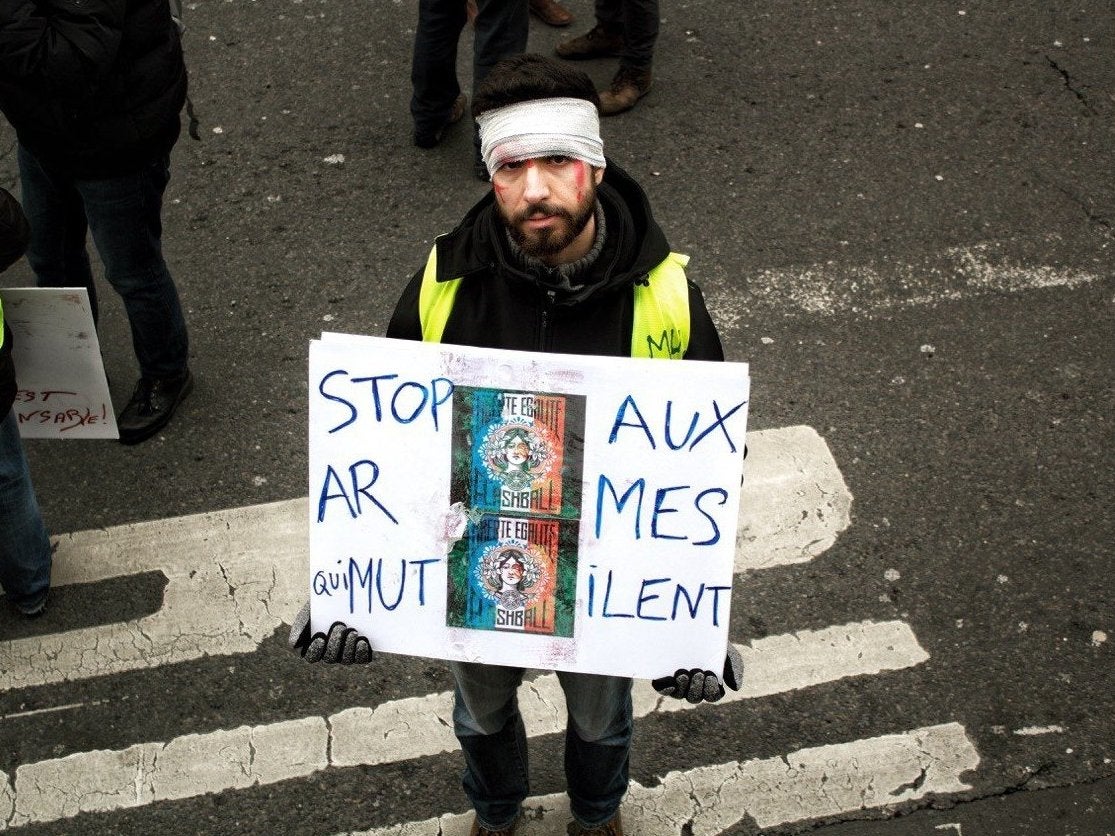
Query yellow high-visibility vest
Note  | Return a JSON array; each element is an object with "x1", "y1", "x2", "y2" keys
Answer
[{"x1": 418, "y1": 249, "x2": 691, "y2": 359}]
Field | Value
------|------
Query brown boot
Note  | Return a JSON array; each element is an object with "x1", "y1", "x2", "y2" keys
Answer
[
  {"x1": 598, "y1": 66, "x2": 652, "y2": 116},
  {"x1": 469, "y1": 813, "x2": 521, "y2": 836},
  {"x1": 567, "y1": 811, "x2": 624, "y2": 835},
  {"x1": 530, "y1": 0, "x2": 574, "y2": 27},
  {"x1": 555, "y1": 24, "x2": 625, "y2": 59}
]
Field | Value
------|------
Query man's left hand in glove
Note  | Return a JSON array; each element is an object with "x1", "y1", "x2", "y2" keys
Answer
[{"x1": 652, "y1": 643, "x2": 744, "y2": 704}]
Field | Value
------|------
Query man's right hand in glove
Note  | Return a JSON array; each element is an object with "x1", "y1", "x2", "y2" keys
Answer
[{"x1": 287, "y1": 601, "x2": 373, "y2": 664}]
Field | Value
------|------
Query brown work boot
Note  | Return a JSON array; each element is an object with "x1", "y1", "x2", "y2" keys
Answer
[
  {"x1": 530, "y1": 0, "x2": 574, "y2": 27},
  {"x1": 469, "y1": 813, "x2": 521, "y2": 836},
  {"x1": 567, "y1": 811, "x2": 624, "y2": 835},
  {"x1": 555, "y1": 24, "x2": 625, "y2": 60},
  {"x1": 598, "y1": 66, "x2": 652, "y2": 116}
]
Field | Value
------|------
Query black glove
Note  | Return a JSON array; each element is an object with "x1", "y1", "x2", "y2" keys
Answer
[
  {"x1": 652, "y1": 643, "x2": 744, "y2": 704},
  {"x1": 288, "y1": 601, "x2": 373, "y2": 664}
]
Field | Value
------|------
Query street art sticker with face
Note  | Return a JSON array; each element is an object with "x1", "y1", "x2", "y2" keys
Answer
[
  {"x1": 453, "y1": 386, "x2": 585, "y2": 519},
  {"x1": 448, "y1": 514, "x2": 574, "y2": 636},
  {"x1": 446, "y1": 386, "x2": 584, "y2": 637},
  {"x1": 482, "y1": 422, "x2": 552, "y2": 493}
]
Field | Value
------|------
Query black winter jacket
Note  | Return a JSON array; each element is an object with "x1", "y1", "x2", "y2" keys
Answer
[
  {"x1": 387, "y1": 161, "x2": 724, "y2": 361},
  {"x1": 0, "y1": 0, "x2": 186, "y2": 178}
]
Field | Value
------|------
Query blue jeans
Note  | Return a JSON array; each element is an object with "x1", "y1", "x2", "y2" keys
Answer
[
  {"x1": 596, "y1": 0, "x2": 659, "y2": 70},
  {"x1": 410, "y1": 0, "x2": 529, "y2": 137},
  {"x1": 0, "y1": 410, "x2": 51, "y2": 613},
  {"x1": 18, "y1": 146, "x2": 189, "y2": 380},
  {"x1": 451, "y1": 661, "x2": 633, "y2": 830}
]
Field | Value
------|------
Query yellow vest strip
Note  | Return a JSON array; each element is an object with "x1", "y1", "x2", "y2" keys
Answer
[{"x1": 418, "y1": 248, "x2": 690, "y2": 359}]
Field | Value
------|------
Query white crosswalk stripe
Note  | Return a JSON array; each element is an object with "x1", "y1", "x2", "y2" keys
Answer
[
  {"x1": 0, "y1": 424, "x2": 979, "y2": 833},
  {"x1": 343, "y1": 723, "x2": 978, "y2": 835},
  {"x1": 1, "y1": 622, "x2": 928, "y2": 829}
]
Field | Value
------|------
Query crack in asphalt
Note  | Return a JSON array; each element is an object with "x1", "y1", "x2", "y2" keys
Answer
[{"x1": 1045, "y1": 55, "x2": 1099, "y2": 115}]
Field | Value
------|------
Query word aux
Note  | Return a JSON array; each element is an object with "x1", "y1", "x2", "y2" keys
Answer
[{"x1": 595, "y1": 393, "x2": 747, "y2": 545}]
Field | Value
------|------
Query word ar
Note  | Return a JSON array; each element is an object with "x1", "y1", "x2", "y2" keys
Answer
[
  {"x1": 608, "y1": 394, "x2": 747, "y2": 453},
  {"x1": 316, "y1": 459, "x2": 398, "y2": 524}
]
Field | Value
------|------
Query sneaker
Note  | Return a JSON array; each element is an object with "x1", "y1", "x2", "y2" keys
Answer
[
  {"x1": 469, "y1": 813, "x2": 521, "y2": 836},
  {"x1": 117, "y1": 369, "x2": 194, "y2": 445},
  {"x1": 555, "y1": 24, "x2": 625, "y2": 60},
  {"x1": 567, "y1": 812, "x2": 623, "y2": 836},
  {"x1": 598, "y1": 66, "x2": 652, "y2": 116},
  {"x1": 414, "y1": 93, "x2": 468, "y2": 149},
  {"x1": 530, "y1": 0, "x2": 574, "y2": 27}
]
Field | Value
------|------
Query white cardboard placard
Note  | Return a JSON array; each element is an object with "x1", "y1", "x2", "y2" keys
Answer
[
  {"x1": 308, "y1": 334, "x2": 749, "y2": 679},
  {"x1": 1, "y1": 287, "x2": 117, "y2": 439}
]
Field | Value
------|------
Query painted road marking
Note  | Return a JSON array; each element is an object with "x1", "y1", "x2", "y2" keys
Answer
[
  {"x1": 710, "y1": 235, "x2": 1102, "y2": 324},
  {"x1": 0, "y1": 621, "x2": 926, "y2": 829},
  {"x1": 341, "y1": 724, "x2": 978, "y2": 835},
  {"x1": 0, "y1": 425, "x2": 851, "y2": 691}
]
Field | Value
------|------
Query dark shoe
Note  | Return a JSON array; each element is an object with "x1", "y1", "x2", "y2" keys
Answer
[
  {"x1": 555, "y1": 24, "x2": 624, "y2": 60},
  {"x1": 598, "y1": 66, "x2": 652, "y2": 116},
  {"x1": 117, "y1": 369, "x2": 194, "y2": 445},
  {"x1": 469, "y1": 813, "x2": 521, "y2": 836},
  {"x1": 530, "y1": 0, "x2": 574, "y2": 26},
  {"x1": 567, "y1": 812, "x2": 623, "y2": 836},
  {"x1": 414, "y1": 93, "x2": 468, "y2": 149}
]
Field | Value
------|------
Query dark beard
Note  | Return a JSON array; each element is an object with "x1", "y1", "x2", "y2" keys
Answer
[{"x1": 504, "y1": 198, "x2": 595, "y2": 259}]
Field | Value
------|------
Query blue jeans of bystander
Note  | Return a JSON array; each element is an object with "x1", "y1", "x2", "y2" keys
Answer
[
  {"x1": 17, "y1": 146, "x2": 189, "y2": 380},
  {"x1": 0, "y1": 410, "x2": 51, "y2": 614},
  {"x1": 595, "y1": 0, "x2": 658, "y2": 69},
  {"x1": 451, "y1": 660, "x2": 633, "y2": 831},
  {"x1": 410, "y1": 0, "x2": 529, "y2": 139}
]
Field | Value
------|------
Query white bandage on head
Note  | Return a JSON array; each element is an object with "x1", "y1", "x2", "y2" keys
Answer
[{"x1": 478, "y1": 97, "x2": 605, "y2": 176}]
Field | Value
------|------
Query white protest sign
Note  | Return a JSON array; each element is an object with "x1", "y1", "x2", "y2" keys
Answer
[
  {"x1": 0, "y1": 287, "x2": 117, "y2": 439},
  {"x1": 308, "y1": 334, "x2": 749, "y2": 679}
]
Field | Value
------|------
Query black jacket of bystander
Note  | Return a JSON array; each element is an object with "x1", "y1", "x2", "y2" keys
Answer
[{"x1": 0, "y1": 0, "x2": 187, "y2": 178}]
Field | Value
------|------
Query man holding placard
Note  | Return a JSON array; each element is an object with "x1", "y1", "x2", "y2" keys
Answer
[{"x1": 294, "y1": 55, "x2": 743, "y2": 836}]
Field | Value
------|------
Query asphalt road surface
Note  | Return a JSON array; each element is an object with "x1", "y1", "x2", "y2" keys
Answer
[{"x1": 1, "y1": 1, "x2": 1113, "y2": 834}]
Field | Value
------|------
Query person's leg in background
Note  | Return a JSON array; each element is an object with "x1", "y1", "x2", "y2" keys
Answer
[
  {"x1": 0, "y1": 409, "x2": 51, "y2": 617},
  {"x1": 554, "y1": 0, "x2": 656, "y2": 115},
  {"x1": 598, "y1": 0, "x2": 656, "y2": 115},
  {"x1": 411, "y1": 0, "x2": 470, "y2": 148},
  {"x1": 17, "y1": 145, "x2": 99, "y2": 322},
  {"x1": 470, "y1": 0, "x2": 530, "y2": 178},
  {"x1": 77, "y1": 155, "x2": 192, "y2": 444}
]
